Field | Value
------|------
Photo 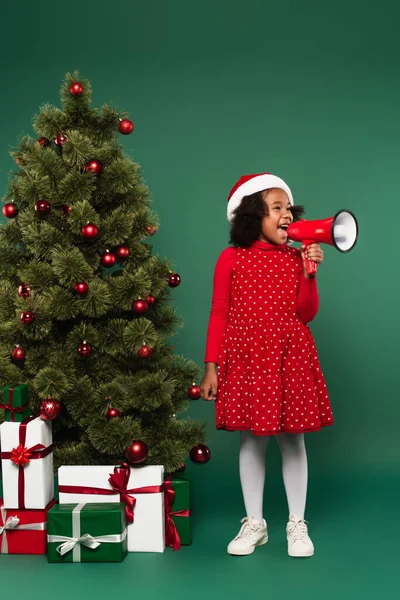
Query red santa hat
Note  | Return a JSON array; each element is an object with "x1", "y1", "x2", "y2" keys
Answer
[{"x1": 227, "y1": 172, "x2": 294, "y2": 222}]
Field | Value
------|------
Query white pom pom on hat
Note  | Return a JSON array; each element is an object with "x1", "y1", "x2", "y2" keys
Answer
[{"x1": 227, "y1": 172, "x2": 294, "y2": 223}]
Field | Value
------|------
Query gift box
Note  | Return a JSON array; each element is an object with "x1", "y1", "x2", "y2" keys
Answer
[
  {"x1": 47, "y1": 502, "x2": 127, "y2": 563},
  {"x1": 58, "y1": 464, "x2": 165, "y2": 552},
  {"x1": 0, "y1": 416, "x2": 54, "y2": 509},
  {"x1": 1, "y1": 385, "x2": 31, "y2": 423},
  {"x1": 0, "y1": 498, "x2": 54, "y2": 554},
  {"x1": 164, "y1": 476, "x2": 191, "y2": 550}
]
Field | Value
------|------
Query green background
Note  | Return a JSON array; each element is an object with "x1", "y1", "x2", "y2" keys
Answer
[{"x1": 0, "y1": 0, "x2": 398, "y2": 597}]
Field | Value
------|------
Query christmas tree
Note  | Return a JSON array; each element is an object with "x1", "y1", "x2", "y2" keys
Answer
[{"x1": 0, "y1": 72, "x2": 207, "y2": 473}]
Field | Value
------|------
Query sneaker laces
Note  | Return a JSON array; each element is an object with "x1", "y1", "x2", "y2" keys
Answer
[
  {"x1": 235, "y1": 517, "x2": 262, "y2": 541},
  {"x1": 287, "y1": 519, "x2": 309, "y2": 544}
]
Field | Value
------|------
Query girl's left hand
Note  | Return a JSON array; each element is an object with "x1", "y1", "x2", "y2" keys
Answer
[{"x1": 301, "y1": 243, "x2": 324, "y2": 277}]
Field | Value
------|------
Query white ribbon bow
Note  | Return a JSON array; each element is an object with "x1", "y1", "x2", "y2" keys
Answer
[
  {"x1": 54, "y1": 533, "x2": 101, "y2": 556},
  {"x1": 0, "y1": 516, "x2": 20, "y2": 536}
]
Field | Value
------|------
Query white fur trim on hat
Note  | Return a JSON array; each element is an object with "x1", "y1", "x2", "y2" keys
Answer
[{"x1": 227, "y1": 174, "x2": 294, "y2": 223}]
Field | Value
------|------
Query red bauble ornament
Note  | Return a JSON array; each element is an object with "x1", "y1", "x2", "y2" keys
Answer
[
  {"x1": 18, "y1": 283, "x2": 31, "y2": 299},
  {"x1": 101, "y1": 251, "x2": 116, "y2": 268},
  {"x1": 35, "y1": 199, "x2": 51, "y2": 215},
  {"x1": 69, "y1": 81, "x2": 83, "y2": 96},
  {"x1": 39, "y1": 398, "x2": 61, "y2": 421},
  {"x1": 118, "y1": 119, "x2": 134, "y2": 135},
  {"x1": 190, "y1": 444, "x2": 211, "y2": 464},
  {"x1": 20, "y1": 311, "x2": 35, "y2": 325},
  {"x1": 62, "y1": 204, "x2": 72, "y2": 216},
  {"x1": 124, "y1": 440, "x2": 148, "y2": 464},
  {"x1": 132, "y1": 299, "x2": 149, "y2": 314},
  {"x1": 78, "y1": 341, "x2": 91, "y2": 357},
  {"x1": 81, "y1": 223, "x2": 99, "y2": 239},
  {"x1": 15, "y1": 157, "x2": 22, "y2": 166},
  {"x1": 146, "y1": 295, "x2": 155, "y2": 306},
  {"x1": 146, "y1": 226, "x2": 157, "y2": 236},
  {"x1": 2, "y1": 202, "x2": 18, "y2": 219},
  {"x1": 106, "y1": 407, "x2": 120, "y2": 419},
  {"x1": 74, "y1": 282, "x2": 88, "y2": 295},
  {"x1": 187, "y1": 384, "x2": 201, "y2": 400},
  {"x1": 85, "y1": 160, "x2": 103, "y2": 175},
  {"x1": 11, "y1": 346, "x2": 26, "y2": 361},
  {"x1": 37, "y1": 137, "x2": 50, "y2": 147},
  {"x1": 138, "y1": 344, "x2": 152, "y2": 358},
  {"x1": 176, "y1": 462, "x2": 186, "y2": 473},
  {"x1": 54, "y1": 134, "x2": 66, "y2": 147},
  {"x1": 116, "y1": 245, "x2": 130, "y2": 259},
  {"x1": 168, "y1": 273, "x2": 181, "y2": 288}
]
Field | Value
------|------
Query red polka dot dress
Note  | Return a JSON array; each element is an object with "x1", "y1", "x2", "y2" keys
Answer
[{"x1": 204, "y1": 240, "x2": 333, "y2": 435}]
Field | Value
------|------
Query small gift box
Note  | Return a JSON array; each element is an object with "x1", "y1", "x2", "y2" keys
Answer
[
  {"x1": 164, "y1": 476, "x2": 191, "y2": 550},
  {"x1": 58, "y1": 464, "x2": 165, "y2": 552},
  {"x1": 0, "y1": 416, "x2": 54, "y2": 509},
  {"x1": 1, "y1": 385, "x2": 31, "y2": 423},
  {"x1": 0, "y1": 499, "x2": 54, "y2": 555},
  {"x1": 47, "y1": 502, "x2": 127, "y2": 563}
]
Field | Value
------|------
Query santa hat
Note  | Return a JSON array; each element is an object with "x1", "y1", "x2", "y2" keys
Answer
[{"x1": 227, "y1": 172, "x2": 294, "y2": 222}]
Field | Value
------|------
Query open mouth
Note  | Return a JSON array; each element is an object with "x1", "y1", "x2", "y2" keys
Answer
[{"x1": 277, "y1": 225, "x2": 288, "y2": 232}]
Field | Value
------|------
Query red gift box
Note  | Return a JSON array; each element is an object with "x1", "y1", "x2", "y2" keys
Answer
[{"x1": 0, "y1": 498, "x2": 54, "y2": 554}]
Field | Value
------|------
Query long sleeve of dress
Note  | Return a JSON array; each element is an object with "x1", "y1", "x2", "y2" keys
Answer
[
  {"x1": 296, "y1": 270, "x2": 319, "y2": 323},
  {"x1": 204, "y1": 247, "x2": 237, "y2": 364}
]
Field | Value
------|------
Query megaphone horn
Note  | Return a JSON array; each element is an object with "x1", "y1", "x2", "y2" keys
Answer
[{"x1": 287, "y1": 209, "x2": 358, "y2": 277}]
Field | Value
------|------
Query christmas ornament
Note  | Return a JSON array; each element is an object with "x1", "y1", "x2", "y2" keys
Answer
[
  {"x1": 34, "y1": 199, "x2": 51, "y2": 215},
  {"x1": 146, "y1": 295, "x2": 155, "y2": 306},
  {"x1": 189, "y1": 444, "x2": 211, "y2": 464},
  {"x1": 20, "y1": 311, "x2": 35, "y2": 325},
  {"x1": 18, "y1": 283, "x2": 31, "y2": 298},
  {"x1": 39, "y1": 398, "x2": 61, "y2": 421},
  {"x1": 118, "y1": 118, "x2": 134, "y2": 135},
  {"x1": 37, "y1": 137, "x2": 50, "y2": 147},
  {"x1": 74, "y1": 282, "x2": 89, "y2": 295},
  {"x1": 116, "y1": 245, "x2": 130, "y2": 259},
  {"x1": 146, "y1": 225, "x2": 157, "y2": 236},
  {"x1": 124, "y1": 440, "x2": 148, "y2": 464},
  {"x1": 62, "y1": 204, "x2": 72, "y2": 216},
  {"x1": 187, "y1": 384, "x2": 201, "y2": 400},
  {"x1": 85, "y1": 159, "x2": 103, "y2": 175},
  {"x1": 168, "y1": 272, "x2": 181, "y2": 288},
  {"x1": 132, "y1": 299, "x2": 149, "y2": 314},
  {"x1": 10, "y1": 444, "x2": 32, "y2": 467},
  {"x1": 176, "y1": 463, "x2": 186, "y2": 474},
  {"x1": 81, "y1": 223, "x2": 99, "y2": 239},
  {"x1": 2, "y1": 202, "x2": 18, "y2": 218},
  {"x1": 101, "y1": 251, "x2": 116, "y2": 268},
  {"x1": 54, "y1": 134, "x2": 66, "y2": 147},
  {"x1": 78, "y1": 341, "x2": 91, "y2": 357},
  {"x1": 69, "y1": 81, "x2": 83, "y2": 96},
  {"x1": 138, "y1": 344, "x2": 152, "y2": 358},
  {"x1": 106, "y1": 407, "x2": 120, "y2": 419},
  {"x1": 11, "y1": 346, "x2": 26, "y2": 361},
  {"x1": 15, "y1": 157, "x2": 22, "y2": 166}
]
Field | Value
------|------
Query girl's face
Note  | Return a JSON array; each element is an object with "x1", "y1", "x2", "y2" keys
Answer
[{"x1": 259, "y1": 188, "x2": 293, "y2": 245}]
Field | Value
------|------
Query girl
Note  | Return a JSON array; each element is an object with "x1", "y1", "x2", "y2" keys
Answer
[{"x1": 200, "y1": 173, "x2": 333, "y2": 558}]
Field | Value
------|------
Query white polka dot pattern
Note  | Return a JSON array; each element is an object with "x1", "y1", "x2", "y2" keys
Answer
[{"x1": 216, "y1": 245, "x2": 333, "y2": 435}]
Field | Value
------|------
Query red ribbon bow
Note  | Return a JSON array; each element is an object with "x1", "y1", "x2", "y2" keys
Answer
[
  {"x1": 0, "y1": 417, "x2": 53, "y2": 508},
  {"x1": 0, "y1": 387, "x2": 29, "y2": 422},
  {"x1": 164, "y1": 476, "x2": 190, "y2": 551},
  {"x1": 58, "y1": 464, "x2": 164, "y2": 524}
]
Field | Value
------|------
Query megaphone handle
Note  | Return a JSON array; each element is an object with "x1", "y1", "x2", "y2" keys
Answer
[{"x1": 304, "y1": 240, "x2": 317, "y2": 278}]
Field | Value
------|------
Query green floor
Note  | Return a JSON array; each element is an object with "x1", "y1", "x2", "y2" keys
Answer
[{"x1": 1, "y1": 472, "x2": 398, "y2": 600}]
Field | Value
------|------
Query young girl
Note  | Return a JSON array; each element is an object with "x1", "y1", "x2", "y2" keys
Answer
[{"x1": 200, "y1": 173, "x2": 333, "y2": 558}]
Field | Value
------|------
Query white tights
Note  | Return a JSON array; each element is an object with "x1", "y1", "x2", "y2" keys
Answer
[{"x1": 239, "y1": 430, "x2": 308, "y2": 523}]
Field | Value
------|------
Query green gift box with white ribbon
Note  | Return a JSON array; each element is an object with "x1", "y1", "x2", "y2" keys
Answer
[{"x1": 47, "y1": 502, "x2": 128, "y2": 563}]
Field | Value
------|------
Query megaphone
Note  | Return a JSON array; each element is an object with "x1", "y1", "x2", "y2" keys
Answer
[{"x1": 287, "y1": 209, "x2": 359, "y2": 277}]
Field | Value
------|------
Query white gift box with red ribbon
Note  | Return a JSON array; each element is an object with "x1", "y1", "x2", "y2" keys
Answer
[{"x1": 0, "y1": 416, "x2": 54, "y2": 509}]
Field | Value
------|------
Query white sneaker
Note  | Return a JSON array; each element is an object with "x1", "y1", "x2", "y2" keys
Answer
[
  {"x1": 286, "y1": 516, "x2": 314, "y2": 557},
  {"x1": 227, "y1": 517, "x2": 268, "y2": 556}
]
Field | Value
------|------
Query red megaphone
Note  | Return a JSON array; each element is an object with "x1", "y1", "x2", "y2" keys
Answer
[{"x1": 287, "y1": 209, "x2": 359, "y2": 277}]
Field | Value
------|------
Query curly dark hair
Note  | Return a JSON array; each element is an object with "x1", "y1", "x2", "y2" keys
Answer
[{"x1": 229, "y1": 190, "x2": 305, "y2": 247}]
